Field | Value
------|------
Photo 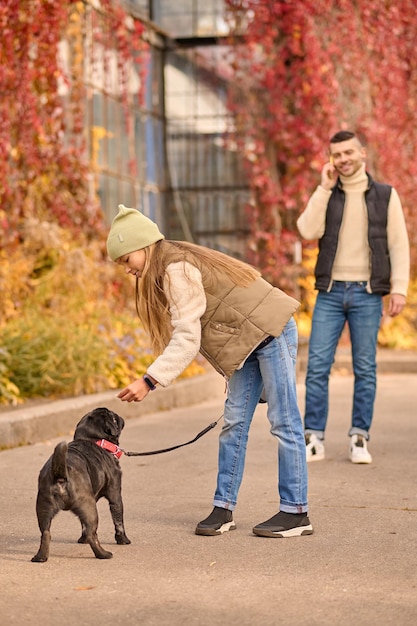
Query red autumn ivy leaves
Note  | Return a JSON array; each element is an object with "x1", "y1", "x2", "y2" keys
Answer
[
  {"x1": 0, "y1": 1, "x2": 95, "y2": 248},
  {"x1": 225, "y1": 0, "x2": 417, "y2": 288},
  {"x1": 0, "y1": 0, "x2": 146, "y2": 252},
  {"x1": 1, "y1": 0, "x2": 416, "y2": 288}
]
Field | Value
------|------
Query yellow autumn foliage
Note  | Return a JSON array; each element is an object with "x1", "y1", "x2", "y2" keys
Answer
[{"x1": 0, "y1": 218, "x2": 206, "y2": 405}]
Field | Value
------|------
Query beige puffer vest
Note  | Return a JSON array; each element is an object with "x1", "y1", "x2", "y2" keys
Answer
[{"x1": 161, "y1": 245, "x2": 300, "y2": 378}]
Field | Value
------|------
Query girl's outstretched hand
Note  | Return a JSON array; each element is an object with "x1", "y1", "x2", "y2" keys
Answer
[{"x1": 118, "y1": 378, "x2": 150, "y2": 402}]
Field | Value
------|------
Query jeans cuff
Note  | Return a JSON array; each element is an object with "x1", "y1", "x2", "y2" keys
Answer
[
  {"x1": 213, "y1": 500, "x2": 235, "y2": 511},
  {"x1": 305, "y1": 429, "x2": 325, "y2": 441},
  {"x1": 348, "y1": 427, "x2": 370, "y2": 440},
  {"x1": 280, "y1": 504, "x2": 309, "y2": 514}
]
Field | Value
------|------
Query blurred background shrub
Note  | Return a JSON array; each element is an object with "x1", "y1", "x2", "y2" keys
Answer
[{"x1": 0, "y1": 219, "x2": 206, "y2": 405}]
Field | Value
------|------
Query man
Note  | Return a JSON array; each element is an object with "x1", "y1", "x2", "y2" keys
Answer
[{"x1": 297, "y1": 130, "x2": 409, "y2": 464}]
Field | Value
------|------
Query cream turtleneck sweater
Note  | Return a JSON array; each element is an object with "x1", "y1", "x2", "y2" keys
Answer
[{"x1": 297, "y1": 164, "x2": 409, "y2": 296}]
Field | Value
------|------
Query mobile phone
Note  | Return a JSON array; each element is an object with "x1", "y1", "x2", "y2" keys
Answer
[{"x1": 329, "y1": 155, "x2": 334, "y2": 165}]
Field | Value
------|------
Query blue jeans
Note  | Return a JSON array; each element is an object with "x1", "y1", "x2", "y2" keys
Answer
[
  {"x1": 213, "y1": 317, "x2": 308, "y2": 514},
  {"x1": 304, "y1": 281, "x2": 383, "y2": 440}
]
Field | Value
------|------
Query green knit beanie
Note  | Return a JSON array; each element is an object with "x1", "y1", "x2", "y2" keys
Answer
[{"x1": 106, "y1": 204, "x2": 165, "y2": 261}]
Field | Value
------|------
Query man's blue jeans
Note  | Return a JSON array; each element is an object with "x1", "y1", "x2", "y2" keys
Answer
[
  {"x1": 304, "y1": 281, "x2": 383, "y2": 441},
  {"x1": 213, "y1": 317, "x2": 308, "y2": 514}
]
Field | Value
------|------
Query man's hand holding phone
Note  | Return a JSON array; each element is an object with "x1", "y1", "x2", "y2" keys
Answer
[{"x1": 321, "y1": 159, "x2": 337, "y2": 190}]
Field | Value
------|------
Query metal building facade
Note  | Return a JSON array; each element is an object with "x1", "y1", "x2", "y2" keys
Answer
[{"x1": 83, "y1": 1, "x2": 250, "y2": 258}]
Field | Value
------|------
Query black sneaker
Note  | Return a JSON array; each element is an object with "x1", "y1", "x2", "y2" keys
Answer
[
  {"x1": 253, "y1": 511, "x2": 313, "y2": 538},
  {"x1": 195, "y1": 506, "x2": 236, "y2": 536}
]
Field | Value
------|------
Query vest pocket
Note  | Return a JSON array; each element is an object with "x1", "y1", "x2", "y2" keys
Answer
[{"x1": 208, "y1": 321, "x2": 241, "y2": 336}]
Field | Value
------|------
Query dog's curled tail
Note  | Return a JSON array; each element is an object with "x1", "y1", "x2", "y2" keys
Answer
[{"x1": 51, "y1": 441, "x2": 69, "y2": 483}]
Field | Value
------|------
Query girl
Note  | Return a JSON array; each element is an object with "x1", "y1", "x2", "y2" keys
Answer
[{"x1": 107, "y1": 204, "x2": 312, "y2": 538}]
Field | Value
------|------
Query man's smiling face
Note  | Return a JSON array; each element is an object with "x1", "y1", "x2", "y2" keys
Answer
[{"x1": 329, "y1": 137, "x2": 366, "y2": 177}]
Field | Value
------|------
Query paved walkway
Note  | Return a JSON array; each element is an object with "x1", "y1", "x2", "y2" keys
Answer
[
  {"x1": 2, "y1": 347, "x2": 417, "y2": 450},
  {"x1": 1, "y1": 363, "x2": 417, "y2": 625}
]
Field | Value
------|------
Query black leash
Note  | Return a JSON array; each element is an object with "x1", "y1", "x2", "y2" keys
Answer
[{"x1": 122, "y1": 414, "x2": 223, "y2": 457}]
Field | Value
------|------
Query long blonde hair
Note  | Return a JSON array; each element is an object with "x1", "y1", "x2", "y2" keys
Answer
[{"x1": 135, "y1": 240, "x2": 260, "y2": 354}]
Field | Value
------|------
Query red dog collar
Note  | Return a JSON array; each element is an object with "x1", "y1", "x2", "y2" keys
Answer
[{"x1": 96, "y1": 439, "x2": 124, "y2": 459}]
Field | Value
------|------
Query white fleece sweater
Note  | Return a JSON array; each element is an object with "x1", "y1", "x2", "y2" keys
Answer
[
  {"x1": 297, "y1": 164, "x2": 409, "y2": 296},
  {"x1": 146, "y1": 262, "x2": 207, "y2": 387}
]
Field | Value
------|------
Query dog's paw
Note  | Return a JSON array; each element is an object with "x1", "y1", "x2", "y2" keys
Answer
[
  {"x1": 78, "y1": 535, "x2": 88, "y2": 544},
  {"x1": 95, "y1": 550, "x2": 113, "y2": 559},
  {"x1": 31, "y1": 554, "x2": 48, "y2": 563},
  {"x1": 115, "y1": 533, "x2": 131, "y2": 545}
]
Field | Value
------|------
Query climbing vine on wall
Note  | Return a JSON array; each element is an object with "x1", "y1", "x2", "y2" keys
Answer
[
  {"x1": 225, "y1": 0, "x2": 417, "y2": 289},
  {"x1": 0, "y1": 1, "x2": 152, "y2": 404},
  {"x1": 0, "y1": 0, "x2": 147, "y2": 252}
]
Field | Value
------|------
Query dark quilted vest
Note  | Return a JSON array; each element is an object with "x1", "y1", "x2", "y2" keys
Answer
[{"x1": 315, "y1": 173, "x2": 392, "y2": 295}]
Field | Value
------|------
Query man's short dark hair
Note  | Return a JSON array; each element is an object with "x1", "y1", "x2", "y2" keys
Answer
[
  {"x1": 330, "y1": 131, "x2": 356, "y2": 144},
  {"x1": 330, "y1": 130, "x2": 367, "y2": 147}
]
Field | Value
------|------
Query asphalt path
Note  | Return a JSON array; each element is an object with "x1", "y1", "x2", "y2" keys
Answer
[{"x1": 1, "y1": 373, "x2": 417, "y2": 625}]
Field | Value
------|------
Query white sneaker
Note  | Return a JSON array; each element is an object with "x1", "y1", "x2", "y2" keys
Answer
[
  {"x1": 305, "y1": 433, "x2": 325, "y2": 462},
  {"x1": 349, "y1": 435, "x2": 372, "y2": 464}
]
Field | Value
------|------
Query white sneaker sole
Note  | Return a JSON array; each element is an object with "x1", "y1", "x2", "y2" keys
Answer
[
  {"x1": 350, "y1": 455, "x2": 372, "y2": 464},
  {"x1": 253, "y1": 524, "x2": 314, "y2": 538},
  {"x1": 306, "y1": 453, "x2": 325, "y2": 462},
  {"x1": 195, "y1": 521, "x2": 236, "y2": 536}
]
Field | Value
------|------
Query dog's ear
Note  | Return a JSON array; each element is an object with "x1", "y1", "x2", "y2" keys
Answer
[
  {"x1": 73, "y1": 412, "x2": 97, "y2": 440},
  {"x1": 103, "y1": 410, "x2": 125, "y2": 440}
]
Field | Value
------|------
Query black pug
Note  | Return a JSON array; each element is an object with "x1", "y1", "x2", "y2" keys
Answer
[{"x1": 32, "y1": 407, "x2": 131, "y2": 562}]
